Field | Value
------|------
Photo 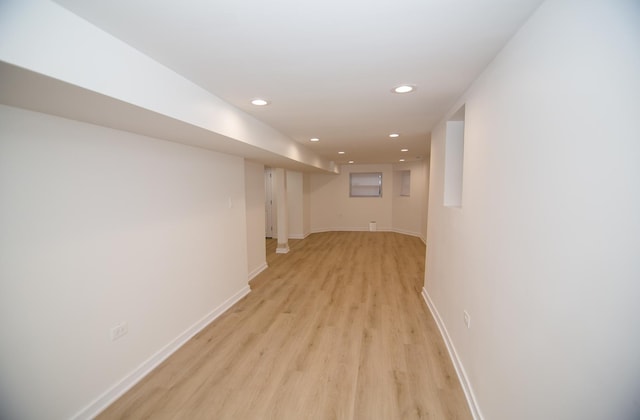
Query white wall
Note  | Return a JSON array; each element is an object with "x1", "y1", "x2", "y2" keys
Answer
[
  {"x1": 0, "y1": 0, "x2": 335, "y2": 173},
  {"x1": 0, "y1": 105, "x2": 250, "y2": 420},
  {"x1": 420, "y1": 159, "x2": 430, "y2": 242},
  {"x1": 286, "y1": 171, "x2": 305, "y2": 239},
  {"x1": 310, "y1": 164, "x2": 393, "y2": 232},
  {"x1": 303, "y1": 173, "x2": 311, "y2": 238},
  {"x1": 286, "y1": 170, "x2": 312, "y2": 239},
  {"x1": 392, "y1": 161, "x2": 428, "y2": 239},
  {"x1": 424, "y1": 1, "x2": 640, "y2": 419},
  {"x1": 244, "y1": 160, "x2": 267, "y2": 280},
  {"x1": 310, "y1": 162, "x2": 428, "y2": 237}
]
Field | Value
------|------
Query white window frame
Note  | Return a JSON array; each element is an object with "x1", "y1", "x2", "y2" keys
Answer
[{"x1": 350, "y1": 172, "x2": 382, "y2": 197}]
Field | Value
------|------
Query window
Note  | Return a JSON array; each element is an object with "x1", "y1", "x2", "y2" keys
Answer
[
  {"x1": 444, "y1": 105, "x2": 465, "y2": 207},
  {"x1": 350, "y1": 172, "x2": 382, "y2": 197},
  {"x1": 400, "y1": 170, "x2": 411, "y2": 196}
]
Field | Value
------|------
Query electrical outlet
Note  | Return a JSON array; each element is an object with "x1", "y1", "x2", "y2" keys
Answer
[
  {"x1": 463, "y1": 311, "x2": 471, "y2": 329},
  {"x1": 110, "y1": 322, "x2": 128, "y2": 341}
]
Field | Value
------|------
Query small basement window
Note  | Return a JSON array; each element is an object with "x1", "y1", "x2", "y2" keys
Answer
[
  {"x1": 400, "y1": 170, "x2": 411, "y2": 196},
  {"x1": 444, "y1": 105, "x2": 465, "y2": 207},
  {"x1": 350, "y1": 172, "x2": 382, "y2": 197}
]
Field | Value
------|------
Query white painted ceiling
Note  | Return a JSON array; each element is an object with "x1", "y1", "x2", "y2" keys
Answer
[{"x1": 53, "y1": 0, "x2": 543, "y2": 165}]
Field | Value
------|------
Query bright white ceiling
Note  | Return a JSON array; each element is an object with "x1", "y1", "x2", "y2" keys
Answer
[{"x1": 53, "y1": 0, "x2": 543, "y2": 165}]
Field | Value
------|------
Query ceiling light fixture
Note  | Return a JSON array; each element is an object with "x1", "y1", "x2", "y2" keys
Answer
[
  {"x1": 310, "y1": 138, "x2": 320, "y2": 142},
  {"x1": 250, "y1": 98, "x2": 270, "y2": 106},
  {"x1": 392, "y1": 84, "x2": 416, "y2": 94},
  {"x1": 401, "y1": 148, "x2": 409, "y2": 152},
  {"x1": 338, "y1": 151, "x2": 345, "y2": 155},
  {"x1": 348, "y1": 160, "x2": 354, "y2": 164},
  {"x1": 389, "y1": 133, "x2": 399, "y2": 138},
  {"x1": 399, "y1": 159, "x2": 406, "y2": 162}
]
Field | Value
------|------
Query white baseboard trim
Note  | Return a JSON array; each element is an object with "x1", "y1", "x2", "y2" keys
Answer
[
  {"x1": 248, "y1": 262, "x2": 268, "y2": 281},
  {"x1": 275, "y1": 245, "x2": 290, "y2": 254},
  {"x1": 311, "y1": 227, "x2": 365, "y2": 233},
  {"x1": 390, "y1": 228, "x2": 422, "y2": 239},
  {"x1": 288, "y1": 232, "x2": 312, "y2": 240},
  {"x1": 73, "y1": 285, "x2": 251, "y2": 420},
  {"x1": 310, "y1": 227, "x2": 392, "y2": 234},
  {"x1": 421, "y1": 287, "x2": 483, "y2": 420},
  {"x1": 310, "y1": 227, "x2": 424, "y2": 242}
]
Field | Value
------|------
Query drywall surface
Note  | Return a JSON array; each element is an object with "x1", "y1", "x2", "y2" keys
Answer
[
  {"x1": 303, "y1": 173, "x2": 311, "y2": 238},
  {"x1": 286, "y1": 171, "x2": 304, "y2": 239},
  {"x1": 392, "y1": 161, "x2": 428, "y2": 238},
  {"x1": 0, "y1": 105, "x2": 249, "y2": 420},
  {"x1": 420, "y1": 160, "x2": 430, "y2": 242},
  {"x1": 0, "y1": 0, "x2": 334, "y2": 173},
  {"x1": 310, "y1": 164, "x2": 393, "y2": 232},
  {"x1": 424, "y1": 1, "x2": 640, "y2": 419},
  {"x1": 244, "y1": 160, "x2": 266, "y2": 279},
  {"x1": 310, "y1": 162, "x2": 427, "y2": 236}
]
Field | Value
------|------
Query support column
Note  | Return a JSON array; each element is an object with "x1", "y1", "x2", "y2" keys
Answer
[{"x1": 275, "y1": 168, "x2": 289, "y2": 254}]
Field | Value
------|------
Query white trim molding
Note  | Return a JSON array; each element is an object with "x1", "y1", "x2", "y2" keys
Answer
[
  {"x1": 310, "y1": 226, "x2": 392, "y2": 234},
  {"x1": 311, "y1": 227, "x2": 369, "y2": 233},
  {"x1": 390, "y1": 228, "x2": 422, "y2": 240},
  {"x1": 275, "y1": 244, "x2": 290, "y2": 254},
  {"x1": 73, "y1": 285, "x2": 251, "y2": 420},
  {"x1": 310, "y1": 227, "x2": 424, "y2": 242},
  {"x1": 421, "y1": 287, "x2": 484, "y2": 420},
  {"x1": 288, "y1": 233, "x2": 306, "y2": 240},
  {"x1": 248, "y1": 262, "x2": 268, "y2": 281}
]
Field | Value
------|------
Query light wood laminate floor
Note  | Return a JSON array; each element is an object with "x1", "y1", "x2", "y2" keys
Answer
[{"x1": 98, "y1": 232, "x2": 471, "y2": 419}]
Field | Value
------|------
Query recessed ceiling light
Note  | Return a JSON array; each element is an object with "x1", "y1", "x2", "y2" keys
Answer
[
  {"x1": 250, "y1": 98, "x2": 270, "y2": 106},
  {"x1": 348, "y1": 160, "x2": 354, "y2": 164},
  {"x1": 389, "y1": 133, "x2": 399, "y2": 138},
  {"x1": 401, "y1": 148, "x2": 409, "y2": 152},
  {"x1": 399, "y1": 159, "x2": 406, "y2": 162},
  {"x1": 392, "y1": 85, "x2": 416, "y2": 94},
  {"x1": 310, "y1": 138, "x2": 320, "y2": 142},
  {"x1": 338, "y1": 151, "x2": 345, "y2": 155}
]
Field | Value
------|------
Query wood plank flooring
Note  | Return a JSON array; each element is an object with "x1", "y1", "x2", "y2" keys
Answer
[{"x1": 98, "y1": 232, "x2": 471, "y2": 419}]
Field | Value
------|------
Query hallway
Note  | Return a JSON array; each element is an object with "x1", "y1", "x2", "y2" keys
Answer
[{"x1": 98, "y1": 232, "x2": 470, "y2": 419}]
